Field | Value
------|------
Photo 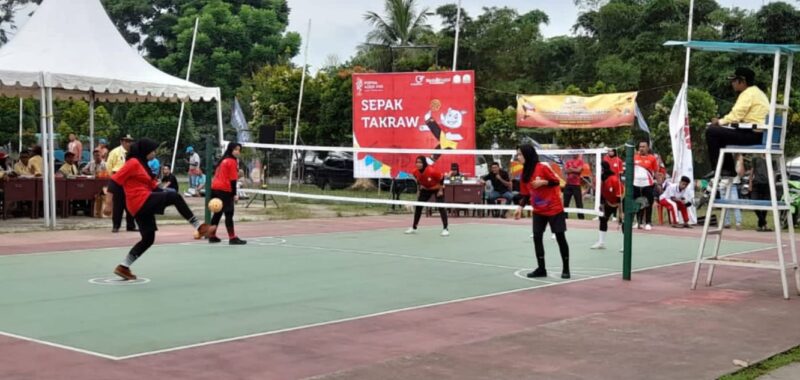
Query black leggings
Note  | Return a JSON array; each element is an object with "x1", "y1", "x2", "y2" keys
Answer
[
  {"x1": 109, "y1": 181, "x2": 135, "y2": 230},
  {"x1": 413, "y1": 188, "x2": 448, "y2": 229},
  {"x1": 562, "y1": 184, "x2": 584, "y2": 219},
  {"x1": 129, "y1": 191, "x2": 195, "y2": 261},
  {"x1": 210, "y1": 190, "x2": 235, "y2": 233},
  {"x1": 532, "y1": 231, "x2": 569, "y2": 271},
  {"x1": 599, "y1": 203, "x2": 619, "y2": 232},
  {"x1": 634, "y1": 185, "x2": 654, "y2": 224}
]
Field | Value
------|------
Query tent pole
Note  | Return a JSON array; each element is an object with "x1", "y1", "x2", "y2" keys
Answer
[
  {"x1": 170, "y1": 17, "x2": 200, "y2": 171},
  {"x1": 39, "y1": 80, "x2": 50, "y2": 227},
  {"x1": 288, "y1": 19, "x2": 311, "y2": 195},
  {"x1": 47, "y1": 86, "x2": 57, "y2": 229},
  {"x1": 217, "y1": 92, "x2": 224, "y2": 145},
  {"x1": 89, "y1": 93, "x2": 95, "y2": 156},
  {"x1": 18, "y1": 98, "x2": 23, "y2": 154}
]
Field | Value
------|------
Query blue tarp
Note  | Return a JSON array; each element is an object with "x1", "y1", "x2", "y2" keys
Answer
[{"x1": 664, "y1": 40, "x2": 800, "y2": 55}]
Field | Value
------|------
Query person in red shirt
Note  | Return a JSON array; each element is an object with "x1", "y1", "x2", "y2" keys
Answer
[
  {"x1": 208, "y1": 143, "x2": 246, "y2": 245},
  {"x1": 563, "y1": 153, "x2": 584, "y2": 219},
  {"x1": 406, "y1": 156, "x2": 449, "y2": 236},
  {"x1": 633, "y1": 141, "x2": 659, "y2": 230},
  {"x1": 603, "y1": 148, "x2": 624, "y2": 175},
  {"x1": 103, "y1": 138, "x2": 210, "y2": 280},
  {"x1": 591, "y1": 161, "x2": 623, "y2": 250},
  {"x1": 513, "y1": 144, "x2": 570, "y2": 279}
]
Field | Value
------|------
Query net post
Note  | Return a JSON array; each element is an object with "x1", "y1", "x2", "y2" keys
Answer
[
  {"x1": 622, "y1": 140, "x2": 635, "y2": 280},
  {"x1": 204, "y1": 138, "x2": 213, "y2": 224}
]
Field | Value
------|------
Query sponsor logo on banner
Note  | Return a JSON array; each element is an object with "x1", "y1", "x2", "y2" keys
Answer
[
  {"x1": 516, "y1": 92, "x2": 638, "y2": 129},
  {"x1": 352, "y1": 70, "x2": 476, "y2": 178}
]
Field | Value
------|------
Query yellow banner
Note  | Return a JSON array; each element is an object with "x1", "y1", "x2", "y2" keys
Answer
[{"x1": 516, "y1": 92, "x2": 638, "y2": 129}]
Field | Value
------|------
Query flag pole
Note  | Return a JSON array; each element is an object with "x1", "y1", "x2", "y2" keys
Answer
[
  {"x1": 288, "y1": 19, "x2": 311, "y2": 196},
  {"x1": 170, "y1": 17, "x2": 200, "y2": 171},
  {"x1": 452, "y1": 0, "x2": 462, "y2": 71}
]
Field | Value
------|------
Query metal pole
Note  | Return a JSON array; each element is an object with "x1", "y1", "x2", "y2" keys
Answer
[
  {"x1": 622, "y1": 140, "x2": 635, "y2": 280},
  {"x1": 47, "y1": 87, "x2": 56, "y2": 228},
  {"x1": 89, "y1": 93, "x2": 95, "y2": 156},
  {"x1": 39, "y1": 80, "x2": 50, "y2": 227},
  {"x1": 288, "y1": 19, "x2": 311, "y2": 195},
  {"x1": 204, "y1": 138, "x2": 213, "y2": 224},
  {"x1": 217, "y1": 90, "x2": 224, "y2": 145},
  {"x1": 170, "y1": 17, "x2": 200, "y2": 171},
  {"x1": 18, "y1": 97, "x2": 23, "y2": 154},
  {"x1": 682, "y1": 0, "x2": 695, "y2": 84},
  {"x1": 452, "y1": 0, "x2": 462, "y2": 71}
]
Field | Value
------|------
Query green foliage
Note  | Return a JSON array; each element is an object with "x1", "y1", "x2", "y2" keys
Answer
[
  {"x1": 477, "y1": 107, "x2": 517, "y2": 149},
  {"x1": 54, "y1": 101, "x2": 119, "y2": 148},
  {"x1": 0, "y1": 0, "x2": 41, "y2": 45},
  {"x1": 363, "y1": 0, "x2": 433, "y2": 46}
]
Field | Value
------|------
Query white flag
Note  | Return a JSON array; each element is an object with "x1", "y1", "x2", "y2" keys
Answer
[{"x1": 668, "y1": 84, "x2": 697, "y2": 224}]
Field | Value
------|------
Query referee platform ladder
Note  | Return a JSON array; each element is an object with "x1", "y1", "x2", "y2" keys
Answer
[{"x1": 692, "y1": 54, "x2": 799, "y2": 299}]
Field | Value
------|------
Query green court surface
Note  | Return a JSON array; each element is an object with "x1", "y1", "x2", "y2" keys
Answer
[{"x1": 0, "y1": 224, "x2": 770, "y2": 359}]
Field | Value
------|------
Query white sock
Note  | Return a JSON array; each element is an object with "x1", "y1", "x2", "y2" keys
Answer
[
  {"x1": 189, "y1": 216, "x2": 201, "y2": 229},
  {"x1": 598, "y1": 231, "x2": 606, "y2": 244},
  {"x1": 122, "y1": 253, "x2": 136, "y2": 267}
]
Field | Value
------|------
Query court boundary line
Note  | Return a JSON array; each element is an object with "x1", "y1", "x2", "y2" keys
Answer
[
  {"x1": 0, "y1": 230, "x2": 777, "y2": 361},
  {"x1": 113, "y1": 244, "x2": 777, "y2": 361}
]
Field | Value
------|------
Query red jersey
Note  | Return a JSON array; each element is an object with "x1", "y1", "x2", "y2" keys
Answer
[
  {"x1": 603, "y1": 155, "x2": 624, "y2": 175},
  {"x1": 633, "y1": 154, "x2": 659, "y2": 187},
  {"x1": 111, "y1": 159, "x2": 158, "y2": 216},
  {"x1": 211, "y1": 157, "x2": 239, "y2": 193},
  {"x1": 413, "y1": 165, "x2": 443, "y2": 190},
  {"x1": 520, "y1": 163, "x2": 564, "y2": 216},
  {"x1": 565, "y1": 158, "x2": 584, "y2": 186},
  {"x1": 601, "y1": 174, "x2": 623, "y2": 206}
]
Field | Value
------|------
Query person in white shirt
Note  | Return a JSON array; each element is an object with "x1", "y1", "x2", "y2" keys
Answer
[
  {"x1": 723, "y1": 154, "x2": 744, "y2": 230},
  {"x1": 658, "y1": 176, "x2": 693, "y2": 228},
  {"x1": 186, "y1": 146, "x2": 201, "y2": 189},
  {"x1": 67, "y1": 133, "x2": 83, "y2": 166}
]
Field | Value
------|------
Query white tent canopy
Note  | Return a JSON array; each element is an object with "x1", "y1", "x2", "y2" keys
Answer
[
  {"x1": 0, "y1": 0, "x2": 224, "y2": 228},
  {"x1": 0, "y1": 0, "x2": 220, "y2": 102}
]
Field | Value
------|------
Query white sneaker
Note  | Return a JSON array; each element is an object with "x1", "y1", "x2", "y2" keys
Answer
[
  {"x1": 591, "y1": 242, "x2": 606, "y2": 250},
  {"x1": 441, "y1": 229, "x2": 450, "y2": 237},
  {"x1": 405, "y1": 227, "x2": 417, "y2": 234},
  {"x1": 551, "y1": 234, "x2": 556, "y2": 240},
  {"x1": 529, "y1": 233, "x2": 534, "y2": 239},
  {"x1": 633, "y1": 222, "x2": 639, "y2": 229},
  {"x1": 645, "y1": 224, "x2": 652, "y2": 231},
  {"x1": 619, "y1": 247, "x2": 624, "y2": 253},
  {"x1": 592, "y1": 216, "x2": 599, "y2": 221}
]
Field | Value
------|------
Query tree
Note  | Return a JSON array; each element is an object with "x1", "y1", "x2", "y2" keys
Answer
[
  {"x1": 363, "y1": 0, "x2": 432, "y2": 46},
  {"x1": 0, "y1": 0, "x2": 41, "y2": 45},
  {"x1": 54, "y1": 101, "x2": 119, "y2": 148}
]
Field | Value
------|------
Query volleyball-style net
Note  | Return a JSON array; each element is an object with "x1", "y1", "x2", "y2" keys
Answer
[{"x1": 236, "y1": 142, "x2": 606, "y2": 217}]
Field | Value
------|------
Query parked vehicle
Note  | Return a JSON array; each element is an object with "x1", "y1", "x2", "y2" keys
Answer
[{"x1": 313, "y1": 154, "x2": 356, "y2": 190}]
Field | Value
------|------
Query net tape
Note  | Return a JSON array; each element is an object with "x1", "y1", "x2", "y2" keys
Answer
[{"x1": 237, "y1": 142, "x2": 606, "y2": 216}]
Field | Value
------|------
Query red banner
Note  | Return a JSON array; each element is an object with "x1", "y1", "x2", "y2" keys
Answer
[{"x1": 352, "y1": 71, "x2": 476, "y2": 178}]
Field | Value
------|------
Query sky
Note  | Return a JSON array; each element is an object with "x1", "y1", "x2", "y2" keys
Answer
[
  {"x1": 6, "y1": 0, "x2": 784, "y2": 71},
  {"x1": 285, "y1": 0, "x2": 779, "y2": 71}
]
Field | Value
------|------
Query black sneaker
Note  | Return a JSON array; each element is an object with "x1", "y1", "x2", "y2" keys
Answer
[
  {"x1": 208, "y1": 236, "x2": 222, "y2": 243},
  {"x1": 112, "y1": 228, "x2": 120, "y2": 233},
  {"x1": 526, "y1": 267, "x2": 547, "y2": 278},
  {"x1": 561, "y1": 271, "x2": 571, "y2": 279},
  {"x1": 229, "y1": 237, "x2": 247, "y2": 245}
]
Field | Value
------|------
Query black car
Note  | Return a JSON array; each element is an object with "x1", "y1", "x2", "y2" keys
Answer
[{"x1": 314, "y1": 155, "x2": 356, "y2": 189}]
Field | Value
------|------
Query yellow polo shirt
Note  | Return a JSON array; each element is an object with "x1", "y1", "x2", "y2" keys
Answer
[
  {"x1": 27, "y1": 155, "x2": 43, "y2": 176},
  {"x1": 720, "y1": 86, "x2": 770, "y2": 126},
  {"x1": 107, "y1": 146, "x2": 127, "y2": 174},
  {"x1": 13, "y1": 161, "x2": 30, "y2": 175}
]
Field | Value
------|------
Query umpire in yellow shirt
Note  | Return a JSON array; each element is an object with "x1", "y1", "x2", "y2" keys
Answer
[
  {"x1": 107, "y1": 134, "x2": 136, "y2": 232},
  {"x1": 706, "y1": 67, "x2": 769, "y2": 178}
]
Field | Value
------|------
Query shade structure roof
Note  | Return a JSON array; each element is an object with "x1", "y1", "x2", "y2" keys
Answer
[
  {"x1": 664, "y1": 40, "x2": 800, "y2": 55},
  {"x1": 0, "y1": 0, "x2": 220, "y2": 102}
]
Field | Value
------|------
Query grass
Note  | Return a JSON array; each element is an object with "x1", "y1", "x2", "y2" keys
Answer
[{"x1": 719, "y1": 345, "x2": 800, "y2": 380}]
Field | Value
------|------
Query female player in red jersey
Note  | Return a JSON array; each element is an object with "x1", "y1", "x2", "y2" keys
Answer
[
  {"x1": 207, "y1": 142, "x2": 246, "y2": 245},
  {"x1": 406, "y1": 156, "x2": 449, "y2": 236},
  {"x1": 591, "y1": 161, "x2": 623, "y2": 250},
  {"x1": 104, "y1": 138, "x2": 210, "y2": 280},
  {"x1": 513, "y1": 144, "x2": 570, "y2": 279}
]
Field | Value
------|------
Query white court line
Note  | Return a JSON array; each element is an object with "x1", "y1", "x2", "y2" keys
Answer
[
  {"x1": 0, "y1": 235, "x2": 779, "y2": 361},
  {"x1": 0, "y1": 330, "x2": 118, "y2": 361},
  {"x1": 113, "y1": 244, "x2": 779, "y2": 361}
]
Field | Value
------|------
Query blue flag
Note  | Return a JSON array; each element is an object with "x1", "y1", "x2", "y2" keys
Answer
[
  {"x1": 232, "y1": 98, "x2": 251, "y2": 143},
  {"x1": 635, "y1": 104, "x2": 650, "y2": 135}
]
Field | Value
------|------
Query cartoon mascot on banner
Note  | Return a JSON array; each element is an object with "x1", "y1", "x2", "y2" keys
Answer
[{"x1": 418, "y1": 99, "x2": 466, "y2": 163}]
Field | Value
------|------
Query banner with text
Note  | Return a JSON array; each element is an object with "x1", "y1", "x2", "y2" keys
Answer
[
  {"x1": 352, "y1": 71, "x2": 476, "y2": 178},
  {"x1": 516, "y1": 92, "x2": 638, "y2": 129}
]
